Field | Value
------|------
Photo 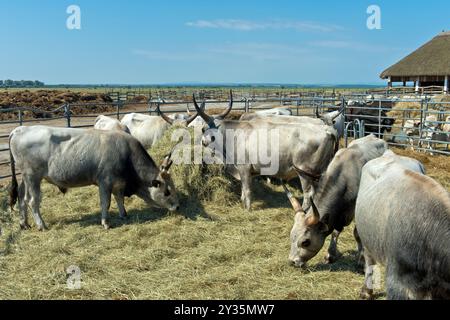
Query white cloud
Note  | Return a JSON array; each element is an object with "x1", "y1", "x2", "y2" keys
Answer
[{"x1": 186, "y1": 19, "x2": 343, "y2": 33}]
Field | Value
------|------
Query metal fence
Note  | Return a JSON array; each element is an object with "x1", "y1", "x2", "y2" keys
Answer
[{"x1": 0, "y1": 95, "x2": 449, "y2": 181}]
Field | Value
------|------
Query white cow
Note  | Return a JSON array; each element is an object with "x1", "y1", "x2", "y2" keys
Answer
[
  {"x1": 355, "y1": 151, "x2": 449, "y2": 300},
  {"x1": 121, "y1": 108, "x2": 198, "y2": 149},
  {"x1": 255, "y1": 107, "x2": 292, "y2": 116},
  {"x1": 403, "y1": 119, "x2": 421, "y2": 150},
  {"x1": 94, "y1": 115, "x2": 130, "y2": 133},
  {"x1": 9, "y1": 126, "x2": 180, "y2": 230}
]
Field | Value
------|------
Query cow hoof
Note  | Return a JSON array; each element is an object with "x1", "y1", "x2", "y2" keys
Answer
[
  {"x1": 359, "y1": 288, "x2": 374, "y2": 300},
  {"x1": 101, "y1": 219, "x2": 110, "y2": 230},
  {"x1": 357, "y1": 256, "x2": 365, "y2": 269},
  {"x1": 119, "y1": 215, "x2": 128, "y2": 220},
  {"x1": 324, "y1": 252, "x2": 342, "y2": 264},
  {"x1": 37, "y1": 225, "x2": 47, "y2": 232},
  {"x1": 20, "y1": 223, "x2": 31, "y2": 230}
]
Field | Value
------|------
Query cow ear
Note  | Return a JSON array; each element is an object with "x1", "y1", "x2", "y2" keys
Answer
[
  {"x1": 318, "y1": 221, "x2": 329, "y2": 234},
  {"x1": 151, "y1": 180, "x2": 162, "y2": 188}
]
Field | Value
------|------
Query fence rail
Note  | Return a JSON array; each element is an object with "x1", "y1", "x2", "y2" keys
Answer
[{"x1": 0, "y1": 94, "x2": 449, "y2": 181}]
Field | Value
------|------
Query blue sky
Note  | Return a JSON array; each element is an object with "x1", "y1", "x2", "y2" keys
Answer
[{"x1": 0, "y1": 0, "x2": 448, "y2": 85}]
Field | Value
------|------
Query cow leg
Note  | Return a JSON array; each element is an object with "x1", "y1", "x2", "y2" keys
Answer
[
  {"x1": 409, "y1": 138, "x2": 414, "y2": 151},
  {"x1": 18, "y1": 180, "x2": 31, "y2": 230},
  {"x1": 353, "y1": 227, "x2": 365, "y2": 268},
  {"x1": 324, "y1": 230, "x2": 342, "y2": 264},
  {"x1": 99, "y1": 184, "x2": 112, "y2": 229},
  {"x1": 360, "y1": 250, "x2": 377, "y2": 300},
  {"x1": 239, "y1": 169, "x2": 252, "y2": 211},
  {"x1": 386, "y1": 264, "x2": 410, "y2": 300},
  {"x1": 26, "y1": 177, "x2": 46, "y2": 231},
  {"x1": 113, "y1": 192, "x2": 127, "y2": 220},
  {"x1": 298, "y1": 176, "x2": 313, "y2": 210}
]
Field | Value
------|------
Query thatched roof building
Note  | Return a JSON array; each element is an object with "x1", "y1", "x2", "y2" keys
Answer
[{"x1": 380, "y1": 31, "x2": 449, "y2": 93}]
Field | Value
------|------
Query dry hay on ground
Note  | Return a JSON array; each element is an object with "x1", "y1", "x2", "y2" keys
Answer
[
  {"x1": 0, "y1": 142, "x2": 448, "y2": 299},
  {"x1": 0, "y1": 90, "x2": 114, "y2": 121}
]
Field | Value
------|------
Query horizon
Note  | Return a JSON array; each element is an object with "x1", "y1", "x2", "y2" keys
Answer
[{"x1": 1, "y1": 1, "x2": 448, "y2": 84}]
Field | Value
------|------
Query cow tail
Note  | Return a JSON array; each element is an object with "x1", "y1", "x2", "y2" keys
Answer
[{"x1": 9, "y1": 133, "x2": 18, "y2": 212}]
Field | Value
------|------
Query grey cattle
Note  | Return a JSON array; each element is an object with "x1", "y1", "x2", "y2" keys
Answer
[
  {"x1": 240, "y1": 108, "x2": 345, "y2": 140},
  {"x1": 194, "y1": 92, "x2": 337, "y2": 210},
  {"x1": 94, "y1": 115, "x2": 130, "y2": 133},
  {"x1": 255, "y1": 107, "x2": 292, "y2": 116},
  {"x1": 285, "y1": 135, "x2": 388, "y2": 268},
  {"x1": 120, "y1": 108, "x2": 198, "y2": 149},
  {"x1": 355, "y1": 152, "x2": 448, "y2": 300},
  {"x1": 9, "y1": 126, "x2": 179, "y2": 230}
]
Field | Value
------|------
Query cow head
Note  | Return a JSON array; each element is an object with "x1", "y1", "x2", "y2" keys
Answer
[
  {"x1": 157, "y1": 104, "x2": 199, "y2": 127},
  {"x1": 283, "y1": 184, "x2": 329, "y2": 268},
  {"x1": 382, "y1": 117, "x2": 395, "y2": 132},
  {"x1": 193, "y1": 90, "x2": 233, "y2": 146},
  {"x1": 148, "y1": 154, "x2": 180, "y2": 212},
  {"x1": 316, "y1": 106, "x2": 345, "y2": 126}
]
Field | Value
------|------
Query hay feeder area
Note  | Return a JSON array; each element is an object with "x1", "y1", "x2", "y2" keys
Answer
[{"x1": 0, "y1": 128, "x2": 449, "y2": 299}]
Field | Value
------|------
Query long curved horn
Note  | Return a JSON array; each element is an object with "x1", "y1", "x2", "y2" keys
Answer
[
  {"x1": 305, "y1": 197, "x2": 320, "y2": 226},
  {"x1": 282, "y1": 184, "x2": 303, "y2": 213},
  {"x1": 331, "y1": 106, "x2": 345, "y2": 121},
  {"x1": 193, "y1": 94, "x2": 213, "y2": 125},
  {"x1": 186, "y1": 109, "x2": 199, "y2": 126},
  {"x1": 216, "y1": 90, "x2": 233, "y2": 119},
  {"x1": 156, "y1": 104, "x2": 174, "y2": 125},
  {"x1": 161, "y1": 153, "x2": 173, "y2": 171}
]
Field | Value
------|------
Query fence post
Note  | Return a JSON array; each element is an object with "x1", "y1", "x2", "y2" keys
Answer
[
  {"x1": 116, "y1": 102, "x2": 121, "y2": 120},
  {"x1": 418, "y1": 99, "x2": 424, "y2": 150},
  {"x1": 245, "y1": 98, "x2": 249, "y2": 113},
  {"x1": 64, "y1": 104, "x2": 71, "y2": 128},
  {"x1": 378, "y1": 99, "x2": 382, "y2": 138},
  {"x1": 18, "y1": 110, "x2": 23, "y2": 126}
]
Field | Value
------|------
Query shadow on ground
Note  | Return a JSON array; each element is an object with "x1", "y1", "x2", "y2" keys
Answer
[{"x1": 64, "y1": 192, "x2": 211, "y2": 228}]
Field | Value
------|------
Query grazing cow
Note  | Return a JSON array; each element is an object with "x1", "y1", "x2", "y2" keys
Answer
[
  {"x1": 194, "y1": 91, "x2": 337, "y2": 210},
  {"x1": 355, "y1": 152, "x2": 448, "y2": 300},
  {"x1": 121, "y1": 107, "x2": 198, "y2": 149},
  {"x1": 94, "y1": 115, "x2": 130, "y2": 133},
  {"x1": 9, "y1": 126, "x2": 180, "y2": 230},
  {"x1": 285, "y1": 135, "x2": 388, "y2": 268}
]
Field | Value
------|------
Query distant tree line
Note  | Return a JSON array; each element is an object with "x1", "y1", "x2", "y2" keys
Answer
[{"x1": 0, "y1": 80, "x2": 45, "y2": 88}]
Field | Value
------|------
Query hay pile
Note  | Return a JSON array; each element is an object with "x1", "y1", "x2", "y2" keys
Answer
[
  {"x1": 388, "y1": 101, "x2": 422, "y2": 120},
  {"x1": 1, "y1": 137, "x2": 449, "y2": 299},
  {"x1": 149, "y1": 126, "x2": 239, "y2": 207}
]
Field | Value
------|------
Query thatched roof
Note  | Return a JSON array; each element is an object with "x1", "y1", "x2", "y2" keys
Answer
[{"x1": 380, "y1": 31, "x2": 450, "y2": 79}]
